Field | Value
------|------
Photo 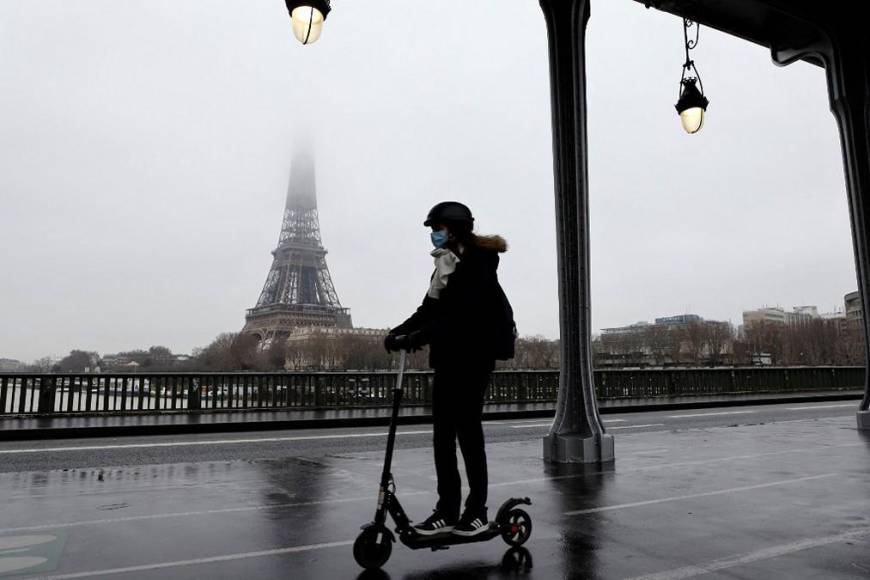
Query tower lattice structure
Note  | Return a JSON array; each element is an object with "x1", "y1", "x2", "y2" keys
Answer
[{"x1": 243, "y1": 153, "x2": 351, "y2": 344}]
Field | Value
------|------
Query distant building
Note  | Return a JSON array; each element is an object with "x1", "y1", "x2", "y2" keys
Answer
[
  {"x1": 793, "y1": 305, "x2": 819, "y2": 318},
  {"x1": 285, "y1": 326, "x2": 389, "y2": 369},
  {"x1": 820, "y1": 308, "x2": 846, "y2": 321},
  {"x1": 845, "y1": 290, "x2": 863, "y2": 331},
  {"x1": 743, "y1": 305, "x2": 826, "y2": 327},
  {"x1": 654, "y1": 314, "x2": 702, "y2": 326},
  {"x1": 0, "y1": 358, "x2": 23, "y2": 371},
  {"x1": 598, "y1": 322, "x2": 655, "y2": 366},
  {"x1": 742, "y1": 307, "x2": 789, "y2": 327},
  {"x1": 600, "y1": 321, "x2": 651, "y2": 336},
  {"x1": 597, "y1": 314, "x2": 732, "y2": 367},
  {"x1": 101, "y1": 351, "x2": 188, "y2": 371},
  {"x1": 789, "y1": 306, "x2": 820, "y2": 325},
  {"x1": 101, "y1": 355, "x2": 136, "y2": 370}
]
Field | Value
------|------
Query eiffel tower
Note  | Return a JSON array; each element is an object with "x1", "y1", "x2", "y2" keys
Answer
[{"x1": 243, "y1": 152, "x2": 351, "y2": 345}]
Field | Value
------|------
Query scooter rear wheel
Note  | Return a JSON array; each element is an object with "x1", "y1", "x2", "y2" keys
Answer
[
  {"x1": 353, "y1": 526, "x2": 393, "y2": 570},
  {"x1": 500, "y1": 508, "x2": 532, "y2": 546}
]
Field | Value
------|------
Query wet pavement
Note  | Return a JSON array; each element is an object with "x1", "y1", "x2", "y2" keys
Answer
[{"x1": 1, "y1": 404, "x2": 869, "y2": 579}]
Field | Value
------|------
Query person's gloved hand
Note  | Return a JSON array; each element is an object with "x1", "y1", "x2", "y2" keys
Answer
[
  {"x1": 384, "y1": 333, "x2": 400, "y2": 353},
  {"x1": 384, "y1": 332, "x2": 424, "y2": 353}
]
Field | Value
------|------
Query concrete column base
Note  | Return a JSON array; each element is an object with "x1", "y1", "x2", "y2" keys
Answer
[
  {"x1": 543, "y1": 433, "x2": 614, "y2": 464},
  {"x1": 857, "y1": 410, "x2": 870, "y2": 431}
]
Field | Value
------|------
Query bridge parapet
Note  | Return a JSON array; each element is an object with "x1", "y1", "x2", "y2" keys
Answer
[{"x1": 0, "y1": 366, "x2": 864, "y2": 417}]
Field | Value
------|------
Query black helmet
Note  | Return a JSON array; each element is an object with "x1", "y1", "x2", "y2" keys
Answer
[{"x1": 423, "y1": 201, "x2": 474, "y2": 229}]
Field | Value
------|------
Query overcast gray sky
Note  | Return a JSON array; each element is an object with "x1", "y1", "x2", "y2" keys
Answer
[{"x1": 0, "y1": 0, "x2": 856, "y2": 362}]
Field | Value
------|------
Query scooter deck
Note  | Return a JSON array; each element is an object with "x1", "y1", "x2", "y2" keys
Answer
[{"x1": 400, "y1": 526, "x2": 502, "y2": 550}]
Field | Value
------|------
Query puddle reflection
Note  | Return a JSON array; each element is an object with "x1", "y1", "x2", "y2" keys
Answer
[{"x1": 544, "y1": 461, "x2": 613, "y2": 579}]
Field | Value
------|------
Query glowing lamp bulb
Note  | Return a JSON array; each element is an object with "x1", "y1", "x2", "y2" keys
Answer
[
  {"x1": 291, "y1": 6, "x2": 325, "y2": 45},
  {"x1": 675, "y1": 78, "x2": 709, "y2": 135},
  {"x1": 679, "y1": 107, "x2": 705, "y2": 134}
]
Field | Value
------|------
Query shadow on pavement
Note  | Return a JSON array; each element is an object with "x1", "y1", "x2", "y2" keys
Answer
[{"x1": 356, "y1": 547, "x2": 533, "y2": 580}]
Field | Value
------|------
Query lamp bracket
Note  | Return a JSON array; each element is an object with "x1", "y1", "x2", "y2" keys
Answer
[{"x1": 679, "y1": 19, "x2": 704, "y2": 97}]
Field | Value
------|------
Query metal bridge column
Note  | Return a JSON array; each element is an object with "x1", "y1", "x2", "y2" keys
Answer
[
  {"x1": 539, "y1": 0, "x2": 613, "y2": 463},
  {"x1": 823, "y1": 30, "x2": 870, "y2": 429}
]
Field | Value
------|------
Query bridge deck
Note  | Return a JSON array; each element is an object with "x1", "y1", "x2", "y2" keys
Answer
[{"x1": 0, "y1": 409, "x2": 868, "y2": 579}]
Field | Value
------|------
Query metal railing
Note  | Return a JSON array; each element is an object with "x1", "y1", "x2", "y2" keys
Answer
[{"x1": 0, "y1": 366, "x2": 863, "y2": 417}]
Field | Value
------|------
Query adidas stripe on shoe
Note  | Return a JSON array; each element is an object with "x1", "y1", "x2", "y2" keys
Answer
[
  {"x1": 452, "y1": 516, "x2": 490, "y2": 537},
  {"x1": 413, "y1": 511, "x2": 456, "y2": 536}
]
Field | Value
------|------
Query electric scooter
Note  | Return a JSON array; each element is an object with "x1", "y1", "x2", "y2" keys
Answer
[{"x1": 353, "y1": 349, "x2": 533, "y2": 570}]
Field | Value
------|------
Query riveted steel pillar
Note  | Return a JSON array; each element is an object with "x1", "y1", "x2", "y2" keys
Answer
[
  {"x1": 821, "y1": 29, "x2": 870, "y2": 429},
  {"x1": 539, "y1": 0, "x2": 613, "y2": 463}
]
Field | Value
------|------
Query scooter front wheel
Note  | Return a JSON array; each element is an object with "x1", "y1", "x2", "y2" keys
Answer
[
  {"x1": 500, "y1": 508, "x2": 532, "y2": 547},
  {"x1": 353, "y1": 526, "x2": 393, "y2": 570}
]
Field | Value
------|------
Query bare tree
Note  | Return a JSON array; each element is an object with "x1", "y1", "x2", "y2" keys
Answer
[
  {"x1": 703, "y1": 322, "x2": 734, "y2": 365},
  {"x1": 31, "y1": 356, "x2": 55, "y2": 372},
  {"x1": 268, "y1": 341, "x2": 289, "y2": 370},
  {"x1": 682, "y1": 322, "x2": 706, "y2": 365},
  {"x1": 57, "y1": 350, "x2": 100, "y2": 372}
]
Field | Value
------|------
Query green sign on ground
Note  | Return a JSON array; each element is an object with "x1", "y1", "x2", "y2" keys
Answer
[{"x1": 0, "y1": 531, "x2": 66, "y2": 577}]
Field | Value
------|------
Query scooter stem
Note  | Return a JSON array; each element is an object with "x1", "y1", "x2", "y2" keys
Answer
[
  {"x1": 396, "y1": 350, "x2": 406, "y2": 391},
  {"x1": 379, "y1": 350, "x2": 407, "y2": 497}
]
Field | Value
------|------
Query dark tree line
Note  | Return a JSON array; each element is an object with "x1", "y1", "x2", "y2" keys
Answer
[
  {"x1": 593, "y1": 319, "x2": 865, "y2": 367},
  {"x1": 736, "y1": 320, "x2": 864, "y2": 366},
  {"x1": 24, "y1": 319, "x2": 866, "y2": 373},
  {"x1": 192, "y1": 332, "x2": 430, "y2": 372},
  {"x1": 594, "y1": 321, "x2": 735, "y2": 367}
]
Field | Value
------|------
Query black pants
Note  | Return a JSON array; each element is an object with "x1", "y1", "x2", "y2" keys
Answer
[{"x1": 432, "y1": 366, "x2": 490, "y2": 519}]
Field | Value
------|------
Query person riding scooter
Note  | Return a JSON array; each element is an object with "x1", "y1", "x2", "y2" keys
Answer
[{"x1": 385, "y1": 201, "x2": 515, "y2": 537}]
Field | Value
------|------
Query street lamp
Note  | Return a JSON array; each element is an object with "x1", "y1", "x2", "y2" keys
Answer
[
  {"x1": 676, "y1": 78, "x2": 708, "y2": 133},
  {"x1": 285, "y1": 0, "x2": 331, "y2": 45},
  {"x1": 675, "y1": 18, "x2": 709, "y2": 134}
]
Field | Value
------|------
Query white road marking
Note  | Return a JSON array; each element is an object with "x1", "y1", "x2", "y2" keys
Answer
[
  {"x1": 564, "y1": 473, "x2": 837, "y2": 515},
  {"x1": 512, "y1": 420, "x2": 639, "y2": 429},
  {"x1": 485, "y1": 417, "x2": 554, "y2": 424},
  {"x1": 626, "y1": 527, "x2": 870, "y2": 580},
  {"x1": 0, "y1": 496, "x2": 374, "y2": 534},
  {"x1": 603, "y1": 419, "x2": 627, "y2": 423},
  {"x1": 33, "y1": 540, "x2": 355, "y2": 579},
  {"x1": 0, "y1": 430, "x2": 434, "y2": 454},
  {"x1": 786, "y1": 404, "x2": 857, "y2": 411},
  {"x1": 1, "y1": 410, "x2": 847, "y2": 455},
  {"x1": 668, "y1": 410, "x2": 757, "y2": 418},
  {"x1": 608, "y1": 424, "x2": 665, "y2": 430},
  {"x1": 4, "y1": 444, "x2": 861, "y2": 533},
  {"x1": 0, "y1": 478, "x2": 275, "y2": 503}
]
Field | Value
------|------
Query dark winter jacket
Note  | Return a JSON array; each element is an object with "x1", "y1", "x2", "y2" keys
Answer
[{"x1": 390, "y1": 235, "x2": 512, "y2": 371}]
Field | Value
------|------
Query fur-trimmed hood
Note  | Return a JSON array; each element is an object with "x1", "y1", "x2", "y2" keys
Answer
[{"x1": 473, "y1": 235, "x2": 508, "y2": 253}]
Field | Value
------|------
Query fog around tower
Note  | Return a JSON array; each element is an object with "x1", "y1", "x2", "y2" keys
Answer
[
  {"x1": 287, "y1": 149, "x2": 317, "y2": 212},
  {"x1": 0, "y1": 0, "x2": 856, "y2": 361}
]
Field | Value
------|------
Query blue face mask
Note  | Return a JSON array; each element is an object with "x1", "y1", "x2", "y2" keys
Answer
[{"x1": 430, "y1": 229, "x2": 449, "y2": 248}]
